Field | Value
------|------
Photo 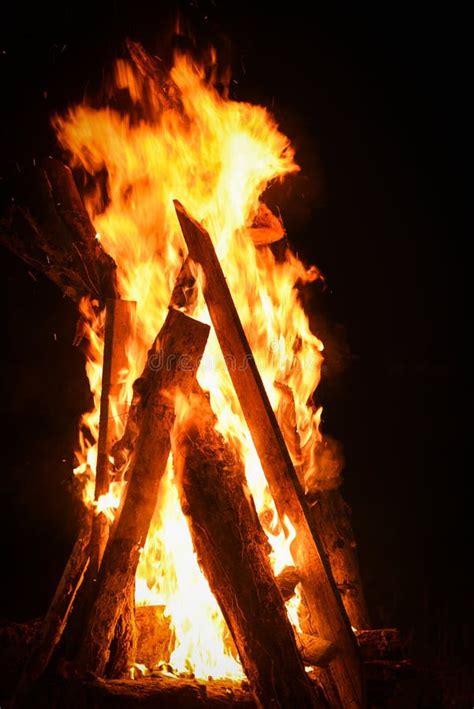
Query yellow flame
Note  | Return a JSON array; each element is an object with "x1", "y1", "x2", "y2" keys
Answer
[{"x1": 57, "y1": 49, "x2": 328, "y2": 679}]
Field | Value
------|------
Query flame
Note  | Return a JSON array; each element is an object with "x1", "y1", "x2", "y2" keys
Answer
[{"x1": 57, "y1": 49, "x2": 328, "y2": 679}]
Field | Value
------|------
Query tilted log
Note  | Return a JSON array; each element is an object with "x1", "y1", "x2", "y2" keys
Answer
[
  {"x1": 54, "y1": 300, "x2": 137, "y2": 676},
  {"x1": 296, "y1": 633, "x2": 338, "y2": 667},
  {"x1": 76, "y1": 308, "x2": 209, "y2": 676},
  {"x1": 276, "y1": 565, "x2": 301, "y2": 602},
  {"x1": 0, "y1": 159, "x2": 118, "y2": 305},
  {"x1": 90, "y1": 298, "x2": 136, "y2": 578},
  {"x1": 104, "y1": 585, "x2": 137, "y2": 678},
  {"x1": 276, "y1": 382, "x2": 371, "y2": 630},
  {"x1": 173, "y1": 385, "x2": 321, "y2": 709},
  {"x1": 13, "y1": 508, "x2": 92, "y2": 705},
  {"x1": 174, "y1": 201, "x2": 364, "y2": 708},
  {"x1": 110, "y1": 258, "x2": 197, "y2": 475},
  {"x1": 307, "y1": 480, "x2": 371, "y2": 632}
]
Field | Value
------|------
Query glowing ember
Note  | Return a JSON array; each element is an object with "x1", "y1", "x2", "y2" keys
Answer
[{"x1": 56, "y1": 47, "x2": 326, "y2": 679}]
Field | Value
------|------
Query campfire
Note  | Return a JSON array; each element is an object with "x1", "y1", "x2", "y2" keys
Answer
[{"x1": 0, "y1": 40, "x2": 397, "y2": 708}]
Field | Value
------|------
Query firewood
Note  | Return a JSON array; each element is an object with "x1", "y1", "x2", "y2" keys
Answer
[
  {"x1": 105, "y1": 585, "x2": 137, "y2": 678},
  {"x1": 13, "y1": 508, "x2": 92, "y2": 705},
  {"x1": 308, "y1": 483, "x2": 371, "y2": 632},
  {"x1": 275, "y1": 565, "x2": 300, "y2": 602},
  {"x1": 174, "y1": 200, "x2": 364, "y2": 707},
  {"x1": 110, "y1": 259, "x2": 196, "y2": 477},
  {"x1": 277, "y1": 383, "x2": 371, "y2": 631},
  {"x1": 173, "y1": 385, "x2": 321, "y2": 709},
  {"x1": 245, "y1": 202, "x2": 285, "y2": 246},
  {"x1": 296, "y1": 633, "x2": 338, "y2": 667},
  {"x1": 134, "y1": 606, "x2": 171, "y2": 670},
  {"x1": 90, "y1": 298, "x2": 136, "y2": 578},
  {"x1": 75, "y1": 308, "x2": 209, "y2": 676},
  {"x1": 0, "y1": 159, "x2": 118, "y2": 305}
]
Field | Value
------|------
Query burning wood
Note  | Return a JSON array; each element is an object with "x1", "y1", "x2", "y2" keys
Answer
[
  {"x1": 173, "y1": 384, "x2": 321, "y2": 708},
  {"x1": 91, "y1": 298, "x2": 136, "y2": 577},
  {"x1": 0, "y1": 159, "x2": 118, "y2": 305},
  {"x1": 76, "y1": 308, "x2": 209, "y2": 676},
  {"x1": 174, "y1": 200, "x2": 364, "y2": 707}
]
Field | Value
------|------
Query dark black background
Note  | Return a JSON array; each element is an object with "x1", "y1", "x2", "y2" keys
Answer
[{"x1": 0, "y1": 0, "x2": 470, "y2": 680}]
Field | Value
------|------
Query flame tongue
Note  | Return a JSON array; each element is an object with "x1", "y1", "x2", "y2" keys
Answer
[{"x1": 59, "y1": 48, "x2": 325, "y2": 680}]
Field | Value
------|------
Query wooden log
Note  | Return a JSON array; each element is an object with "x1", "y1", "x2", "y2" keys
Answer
[
  {"x1": 174, "y1": 201, "x2": 364, "y2": 708},
  {"x1": 277, "y1": 382, "x2": 371, "y2": 630},
  {"x1": 296, "y1": 633, "x2": 338, "y2": 667},
  {"x1": 245, "y1": 202, "x2": 285, "y2": 246},
  {"x1": 276, "y1": 565, "x2": 300, "y2": 602},
  {"x1": 308, "y1": 484, "x2": 371, "y2": 632},
  {"x1": 13, "y1": 508, "x2": 92, "y2": 704},
  {"x1": 173, "y1": 385, "x2": 321, "y2": 709},
  {"x1": 135, "y1": 605, "x2": 171, "y2": 670},
  {"x1": 76, "y1": 308, "x2": 209, "y2": 676},
  {"x1": 105, "y1": 585, "x2": 137, "y2": 678},
  {"x1": 90, "y1": 298, "x2": 136, "y2": 578},
  {"x1": 111, "y1": 258, "x2": 197, "y2": 476},
  {"x1": 0, "y1": 159, "x2": 118, "y2": 305},
  {"x1": 55, "y1": 300, "x2": 136, "y2": 674}
]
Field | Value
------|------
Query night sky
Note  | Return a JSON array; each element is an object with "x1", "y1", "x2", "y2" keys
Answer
[{"x1": 0, "y1": 0, "x2": 470, "y2": 680}]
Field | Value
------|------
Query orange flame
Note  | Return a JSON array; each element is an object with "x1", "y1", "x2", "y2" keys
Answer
[{"x1": 57, "y1": 49, "x2": 327, "y2": 679}]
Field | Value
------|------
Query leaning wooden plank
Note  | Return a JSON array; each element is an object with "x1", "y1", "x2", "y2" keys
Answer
[
  {"x1": 76, "y1": 308, "x2": 210, "y2": 676},
  {"x1": 174, "y1": 200, "x2": 364, "y2": 708},
  {"x1": 13, "y1": 508, "x2": 92, "y2": 705},
  {"x1": 0, "y1": 159, "x2": 118, "y2": 305},
  {"x1": 90, "y1": 298, "x2": 136, "y2": 579},
  {"x1": 173, "y1": 385, "x2": 321, "y2": 709}
]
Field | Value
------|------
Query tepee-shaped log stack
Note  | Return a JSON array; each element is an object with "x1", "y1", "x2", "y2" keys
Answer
[{"x1": 2, "y1": 158, "x2": 373, "y2": 708}]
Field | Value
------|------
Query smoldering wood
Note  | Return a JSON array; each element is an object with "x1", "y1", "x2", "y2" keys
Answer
[
  {"x1": 13, "y1": 508, "x2": 92, "y2": 704},
  {"x1": 173, "y1": 385, "x2": 321, "y2": 709},
  {"x1": 0, "y1": 159, "x2": 118, "y2": 305},
  {"x1": 277, "y1": 382, "x2": 371, "y2": 631},
  {"x1": 75, "y1": 308, "x2": 210, "y2": 676},
  {"x1": 174, "y1": 200, "x2": 364, "y2": 708}
]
